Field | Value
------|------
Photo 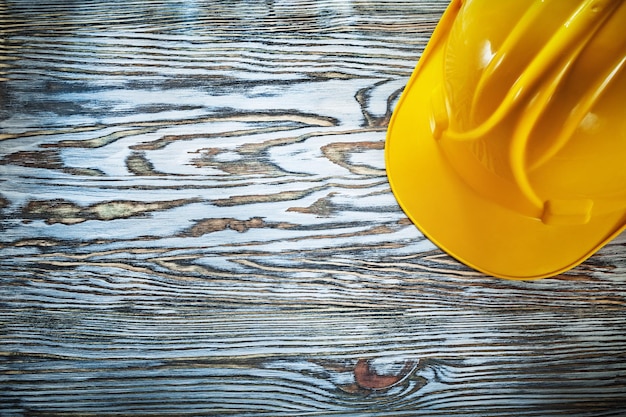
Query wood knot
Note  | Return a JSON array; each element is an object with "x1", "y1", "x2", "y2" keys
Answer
[{"x1": 353, "y1": 358, "x2": 418, "y2": 391}]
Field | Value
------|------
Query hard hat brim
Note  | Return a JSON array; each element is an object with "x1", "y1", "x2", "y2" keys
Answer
[{"x1": 385, "y1": 2, "x2": 626, "y2": 279}]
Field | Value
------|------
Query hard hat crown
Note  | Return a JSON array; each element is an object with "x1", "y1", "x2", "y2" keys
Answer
[{"x1": 433, "y1": 0, "x2": 626, "y2": 225}]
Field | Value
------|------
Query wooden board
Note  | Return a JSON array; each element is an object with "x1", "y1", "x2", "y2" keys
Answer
[{"x1": 1, "y1": 1, "x2": 626, "y2": 415}]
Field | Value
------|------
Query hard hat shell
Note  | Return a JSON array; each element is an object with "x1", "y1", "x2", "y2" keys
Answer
[{"x1": 385, "y1": 0, "x2": 626, "y2": 279}]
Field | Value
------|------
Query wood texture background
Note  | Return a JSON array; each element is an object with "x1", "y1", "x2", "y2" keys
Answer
[{"x1": 1, "y1": 1, "x2": 626, "y2": 415}]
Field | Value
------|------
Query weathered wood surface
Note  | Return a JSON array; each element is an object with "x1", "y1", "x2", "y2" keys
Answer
[{"x1": 1, "y1": 1, "x2": 626, "y2": 415}]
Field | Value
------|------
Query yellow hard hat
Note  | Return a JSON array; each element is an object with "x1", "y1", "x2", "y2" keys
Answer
[{"x1": 385, "y1": 0, "x2": 626, "y2": 279}]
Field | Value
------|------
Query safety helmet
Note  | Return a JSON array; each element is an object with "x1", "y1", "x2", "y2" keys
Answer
[{"x1": 385, "y1": 0, "x2": 626, "y2": 279}]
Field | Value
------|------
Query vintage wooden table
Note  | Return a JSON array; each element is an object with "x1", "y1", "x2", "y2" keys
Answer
[{"x1": 1, "y1": 1, "x2": 626, "y2": 415}]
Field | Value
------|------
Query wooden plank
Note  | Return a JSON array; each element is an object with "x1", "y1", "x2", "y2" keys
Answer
[{"x1": 1, "y1": 0, "x2": 626, "y2": 416}]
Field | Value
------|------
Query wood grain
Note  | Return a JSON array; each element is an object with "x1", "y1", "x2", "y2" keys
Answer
[{"x1": 1, "y1": 1, "x2": 626, "y2": 416}]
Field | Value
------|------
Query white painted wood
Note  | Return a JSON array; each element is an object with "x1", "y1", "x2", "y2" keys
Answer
[{"x1": 1, "y1": 1, "x2": 626, "y2": 416}]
